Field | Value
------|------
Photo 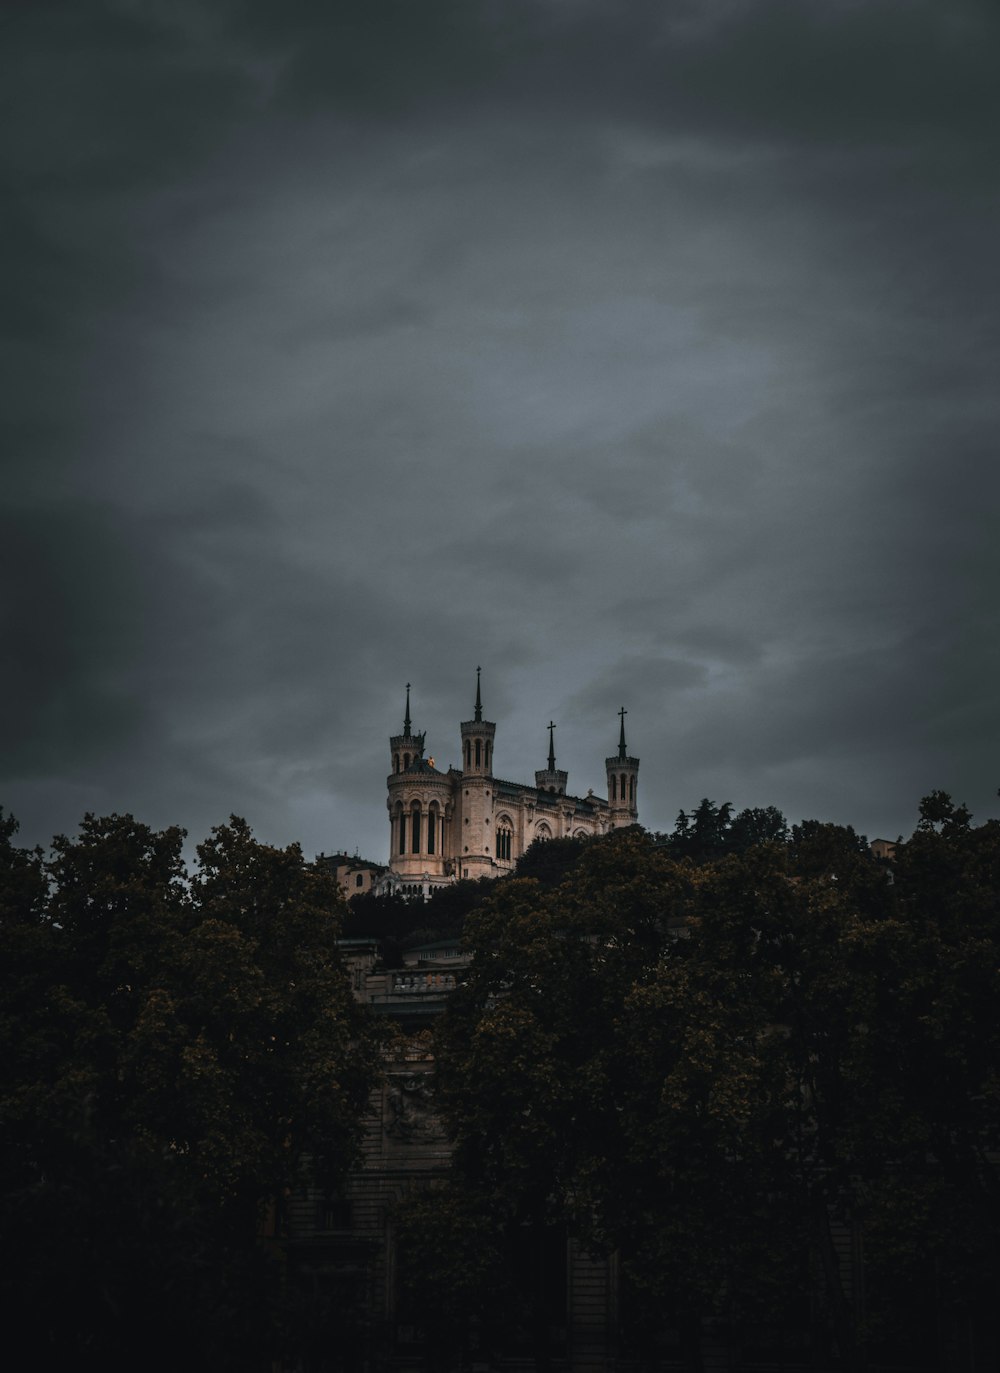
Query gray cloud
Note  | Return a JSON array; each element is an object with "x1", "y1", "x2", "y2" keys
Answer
[{"x1": 2, "y1": 0, "x2": 997, "y2": 862}]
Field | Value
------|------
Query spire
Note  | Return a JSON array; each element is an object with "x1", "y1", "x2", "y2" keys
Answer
[
  {"x1": 474, "y1": 665, "x2": 482, "y2": 722},
  {"x1": 618, "y1": 706, "x2": 628, "y2": 761},
  {"x1": 547, "y1": 721, "x2": 556, "y2": 772},
  {"x1": 404, "y1": 683, "x2": 411, "y2": 736}
]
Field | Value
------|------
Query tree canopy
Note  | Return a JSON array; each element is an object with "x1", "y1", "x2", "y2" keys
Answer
[
  {"x1": 409, "y1": 801, "x2": 1000, "y2": 1371},
  {"x1": 0, "y1": 810, "x2": 381, "y2": 1372},
  {"x1": 659, "y1": 798, "x2": 789, "y2": 862}
]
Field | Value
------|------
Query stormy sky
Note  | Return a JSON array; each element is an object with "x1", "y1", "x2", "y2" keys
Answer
[{"x1": 3, "y1": 0, "x2": 998, "y2": 863}]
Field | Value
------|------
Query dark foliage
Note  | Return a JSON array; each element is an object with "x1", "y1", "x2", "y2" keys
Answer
[
  {"x1": 413, "y1": 799, "x2": 1000, "y2": 1371},
  {"x1": 343, "y1": 877, "x2": 495, "y2": 949},
  {"x1": 512, "y1": 831, "x2": 595, "y2": 886},
  {"x1": 658, "y1": 798, "x2": 789, "y2": 863},
  {"x1": 0, "y1": 809, "x2": 381, "y2": 1373}
]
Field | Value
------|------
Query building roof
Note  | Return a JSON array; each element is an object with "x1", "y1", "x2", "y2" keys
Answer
[
  {"x1": 401, "y1": 756, "x2": 447, "y2": 776},
  {"x1": 319, "y1": 852, "x2": 387, "y2": 870}
]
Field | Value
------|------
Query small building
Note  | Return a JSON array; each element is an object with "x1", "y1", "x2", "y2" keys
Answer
[
  {"x1": 317, "y1": 852, "x2": 388, "y2": 898},
  {"x1": 870, "y1": 837, "x2": 897, "y2": 861}
]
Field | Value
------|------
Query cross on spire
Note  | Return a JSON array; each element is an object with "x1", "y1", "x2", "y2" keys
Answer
[
  {"x1": 618, "y1": 706, "x2": 628, "y2": 761},
  {"x1": 404, "y1": 683, "x2": 411, "y2": 735},
  {"x1": 547, "y1": 720, "x2": 556, "y2": 772},
  {"x1": 474, "y1": 665, "x2": 482, "y2": 722}
]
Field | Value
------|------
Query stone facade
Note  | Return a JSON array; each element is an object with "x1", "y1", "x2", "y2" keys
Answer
[
  {"x1": 317, "y1": 853, "x2": 388, "y2": 898},
  {"x1": 285, "y1": 937, "x2": 622, "y2": 1370},
  {"x1": 381, "y1": 672, "x2": 639, "y2": 898}
]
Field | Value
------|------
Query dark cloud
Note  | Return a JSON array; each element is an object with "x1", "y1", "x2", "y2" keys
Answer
[
  {"x1": 205, "y1": 0, "x2": 1000, "y2": 148},
  {"x1": 2, "y1": 0, "x2": 997, "y2": 860}
]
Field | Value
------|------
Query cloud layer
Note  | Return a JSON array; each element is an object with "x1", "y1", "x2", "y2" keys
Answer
[{"x1": 3, "y1": 0, "x2": 998, "y2": 859}]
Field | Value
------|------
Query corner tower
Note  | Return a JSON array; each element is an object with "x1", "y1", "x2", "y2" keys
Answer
[
  {"x1": 386, "y1": 684, "x2": 452, "y2": 894},
  {"x1": 605, "y1": 707, "x2": 639, "y2": 828}
]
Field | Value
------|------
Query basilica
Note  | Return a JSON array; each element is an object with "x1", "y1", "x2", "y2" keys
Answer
[{"x1": 380, "y1": 671, "x2": 639, "y2": 897}]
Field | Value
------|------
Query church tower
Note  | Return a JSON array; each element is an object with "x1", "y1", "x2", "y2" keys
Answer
[
  {"x1": 457, "y1": 668, "x2": 497, "y2": 879},
  {"x1": 389, "y1": 683, "x2": 420, "y2": 778},
  {"x1": 535, "y1": 721, "x2": 568, "y2": 795},
  {"x1": 386, "y1": 684, "x2": 451, "y2": 894},
  {"x1": 605, "y1": 707, "x2": 639, "y2": 828}
]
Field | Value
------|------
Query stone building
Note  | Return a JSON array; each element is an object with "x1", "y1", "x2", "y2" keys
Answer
[
  {"x1": 382, "y1": 671, "x2": 639, "y2": 898},
  {"x1": 317, "y1": 852, "x2": 388, "y2": 899},
  {"x1": 285, "y1": 934, "x2": 621, "y2": 1371}
]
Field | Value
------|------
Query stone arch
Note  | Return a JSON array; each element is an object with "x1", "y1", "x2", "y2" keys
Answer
[{"x1": 534, "y1": 822, "x2": 552, "y2": 842}]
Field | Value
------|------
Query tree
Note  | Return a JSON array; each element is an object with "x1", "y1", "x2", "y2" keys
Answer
[
  {"x1": 858, "y1": 802, "x2": 1000, "y2": 1364},
  {"x1": 423, "y1": 803, "x2": 1000, "y2": 1371},
  {"x1": 429, "y1": 829, "x2": 721, "y2": 1365},
  {"x1": 0, "y1": 811, "x2": 381, "y2": 1372},
  {"x1": 666, "y1": 797, "x2": 735, "y2": 862},
  {"x1": 661, "y1": 800, "x2": 789, "y2": 862},
  {"x1": 728, "y1": 803, "x2": 789, "y2": 851},
  {"x1": 512, "y1": 833, "x2": 594, "y2": 887},
  {"x1": 915, "y1": 789, "x2": 973, "y2": 835}
]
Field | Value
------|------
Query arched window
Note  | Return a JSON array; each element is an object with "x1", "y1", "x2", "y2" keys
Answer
[
  {"x1": 475, "y1": 738, "x2": 481, "y2": 768},
  {"x1": 393, "y1": 754, "x2": 400, "y2": 774},
  {"x1": 629, "y1": 776, "x2": 635, "y2": 804},
  {"x1": 495, "y1": 816, "x2": 513, "y2": 861},
  {"x1": 404, "y1": 753, "x2": 410, "y2": 769},
  {"x1": 486, "y1": 741, "x2": 492, "y2": 770},
  {"x1": 398, "y1": 807, "x2": 406, "y2": 854},
  {"x1": 611, "y1": 775, "x2": 617, "y2": 801},
  {"x1": 620, "y1": 773, "x2": 627, "y2": 801},
  {"x1": 465, "y1": 739, "x2": 471, "y2": 769},
  {"x1": 355, "y1": 873, "x2": 364, "y2": 888},
  {"x1": 427, "y1": 806, "x2": 437, "y2": 855},
  {"x1": 411, "y1": 802, "x2": 421, "y2": 853}
]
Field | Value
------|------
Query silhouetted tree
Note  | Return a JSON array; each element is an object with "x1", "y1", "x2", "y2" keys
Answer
[
  {"x1": 0, "y1": 811, "x2": 381, "y2": 1372},
  {"x1": 420, "y1": 798, "x2": 1000, "y2": 1371},
  {"x1": 729, "y1": 803, "x2": 789, "y2": 851},
  {"x1": 513, "y1": 832, "x2": 594, "y2": 886}
]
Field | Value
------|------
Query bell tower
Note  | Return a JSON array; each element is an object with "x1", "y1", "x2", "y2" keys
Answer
[
  {"x1": 389, "y1": 683, "x2": 421, "y2": 776},
  {"x1": 458, "y1": 667, "x2": 497, "y2": 879},
  {"x1": 459, "y1": 666, "x2": 495, "y2": 778},
  {"x1": 605, "y1": 706, "x2": 639, "y2": 828},
  {"x1": 386, "y1": 683, "x2": 451, "y2": 894},
  {"x1": 535, "y1": 721, "x2": 568, "y2": 795}
]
